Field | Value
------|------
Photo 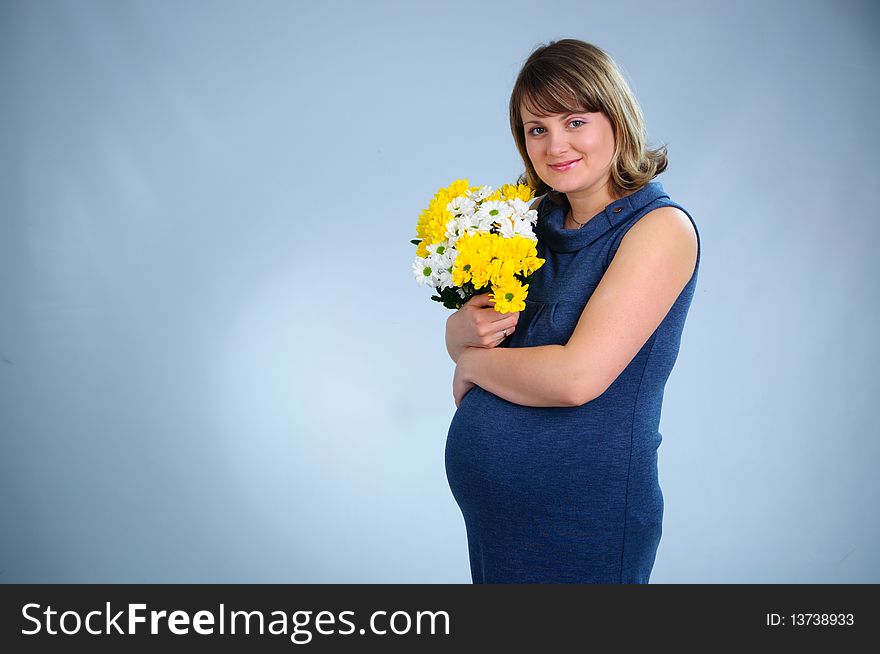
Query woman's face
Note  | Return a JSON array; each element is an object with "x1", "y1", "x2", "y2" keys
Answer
[{"x1": 520, "y1": 102, "x2": 616, "y2": 197}]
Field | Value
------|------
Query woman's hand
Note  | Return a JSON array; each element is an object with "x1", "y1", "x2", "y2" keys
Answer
[
  {"x1": 453, "y1": 349, "x2": 477, "y2": 408},
  {"x1": 445, "y1": 293, "x2": 520, "y2": 363}
]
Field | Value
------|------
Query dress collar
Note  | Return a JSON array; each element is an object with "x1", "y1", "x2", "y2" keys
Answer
[{"x1": 536, "y1": 181, "x2": 669, "y2": 253}]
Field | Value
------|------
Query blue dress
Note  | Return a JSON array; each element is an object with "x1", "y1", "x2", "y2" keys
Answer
[{"x1": 445, "y1": 181, "x2": 701, "y2": 583}]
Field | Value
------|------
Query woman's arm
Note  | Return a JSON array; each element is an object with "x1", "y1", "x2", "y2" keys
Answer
[{"x1": 453, "y1": 206, "x2": 698, "y2": 408}]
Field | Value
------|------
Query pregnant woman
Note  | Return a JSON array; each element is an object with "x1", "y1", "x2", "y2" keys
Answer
[{"x1": 445, "y1": 39, "x2": 701, "y2": 583}]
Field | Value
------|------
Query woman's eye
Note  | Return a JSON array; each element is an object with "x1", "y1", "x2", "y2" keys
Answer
[{"x1": 527, "y1": 120, "x2": 585, "y2": 136}]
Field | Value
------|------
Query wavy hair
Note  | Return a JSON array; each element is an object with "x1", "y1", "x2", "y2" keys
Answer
[{"x1": 509, "y1": 39, "x2": 668, "y2": 203}]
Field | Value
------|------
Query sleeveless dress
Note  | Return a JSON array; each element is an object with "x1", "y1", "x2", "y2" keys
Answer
[{"x1": 445, "y1": 181, "x2": 701, "y2": 583}]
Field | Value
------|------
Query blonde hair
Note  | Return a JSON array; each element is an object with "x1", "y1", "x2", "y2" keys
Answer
[{"x1": 508, "y1": 39, "x2": 668, "y2": 203}]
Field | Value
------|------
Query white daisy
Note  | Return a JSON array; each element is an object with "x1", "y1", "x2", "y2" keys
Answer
[
  {"x1": 457, "y1": 211, "x2": 492, "y2": 235},
  {"x1": 508, "y1": 197, "x2": 531, "y2": 215},
  {"x1": 426, "y1": 242, "x2": 450, "y2": 257},
  {"x1": 497, "y1": 216, "x2": 537, "y2": 239},
  {"x1": 436, "y1": 265, "x2": 454, "y2": 290},
  {"x1": 476, "y1": 200, "x2": 515, "y2": 226},
  {"x1": 412, "y1": 257, "x2": 434, "y2": 287},
  {"x1": 468, "y1": 185, "x2": 493, "y2": 202},
  {"x1": 447, "y1": 196, "x2": 476, "y2": 217},
  {"x1": 445, "y1": 218, "x2": 462, "y2": 241}
]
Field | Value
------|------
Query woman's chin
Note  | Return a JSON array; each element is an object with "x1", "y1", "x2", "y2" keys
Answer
[{"x1": 549, "y1": 179, "x2": 583, "y2": 193}]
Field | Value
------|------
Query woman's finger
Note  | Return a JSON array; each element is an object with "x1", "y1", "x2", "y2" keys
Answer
[
  {"x1": 488, "y1": 309, "x2": 519, "y2": 325},
  {"x1": 470, "y1": 293, "x2": 493, "y2": 308}
]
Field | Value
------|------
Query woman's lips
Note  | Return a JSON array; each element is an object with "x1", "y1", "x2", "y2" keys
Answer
[{"x1": 548, "y1": 159, "x2": 580, "y2": 172}]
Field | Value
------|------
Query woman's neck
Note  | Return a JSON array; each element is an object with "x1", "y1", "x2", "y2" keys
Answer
[{"x1": 564, "y1": 183, "x2": 617, "y2": 228}]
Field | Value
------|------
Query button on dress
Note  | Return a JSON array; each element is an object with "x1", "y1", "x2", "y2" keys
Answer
[{"x1": 445, "y1": 181, "x2": 701, "y2": 583}]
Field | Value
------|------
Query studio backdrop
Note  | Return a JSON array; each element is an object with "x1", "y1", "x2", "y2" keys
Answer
[{"x1": 1, "y1": 0, "x2": 878, "y2": 582}]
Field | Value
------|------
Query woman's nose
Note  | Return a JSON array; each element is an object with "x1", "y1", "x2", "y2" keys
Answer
[{"x1": 546, "y1": 130, "x2": 569, "y2": 155}]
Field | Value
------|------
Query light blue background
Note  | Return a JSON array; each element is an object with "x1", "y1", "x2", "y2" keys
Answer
[{"x1": 1, "y1": 0, "x2": 878, "y2": 583}]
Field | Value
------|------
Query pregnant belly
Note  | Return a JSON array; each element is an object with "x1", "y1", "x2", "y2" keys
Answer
[{"x1": 444, "y1": 386, "x2": 631, "y2": 518}]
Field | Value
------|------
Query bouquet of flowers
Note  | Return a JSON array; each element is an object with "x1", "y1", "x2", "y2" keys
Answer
[{"x1": 411, "y1": 179, "x2": 545, "y2": 314}]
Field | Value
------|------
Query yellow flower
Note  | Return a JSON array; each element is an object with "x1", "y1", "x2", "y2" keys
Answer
[
  {"x1": 452, "y1": 232, "x2": 489, "y2": 287},
  {"x1": 451, "y1": 259, "x2": 471, "y2": 287},
  {"x1": 496, "y1": 235, "x2": 544, "y2": 277},
  {"x1": 446, "y1": 179, "x2": 470, "y2": 197},
  {"x1": 491, "y1": 278, "x2": 528, "y2": 313},
  {"x1": 415, "y1": 179, "x2": 471, "y2": 250},
  {"x1": 451, "y1": 232, "x2": 475, "y2": 286},
  {"x1": 521, "y1": 254, "x2": 545, "y2": 276},
  {"x1": 452, "y1": 232, "x2": 496, "y2": 290},
  {"x1": 487, "y1": 253, "x2": 515, "y2": 286},
  {"x1": 469, "y1": 249, "x2": 494, "y2": 289},
  {"x1": 501, "y1": 183, "x2": 535, "y2": 203}
]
